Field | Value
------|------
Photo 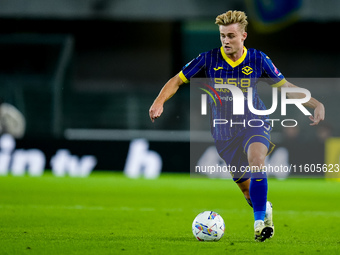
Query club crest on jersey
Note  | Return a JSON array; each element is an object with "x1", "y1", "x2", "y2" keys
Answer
[{"x1": 242, "y1": 66, "x2": 253, "y2": 75}]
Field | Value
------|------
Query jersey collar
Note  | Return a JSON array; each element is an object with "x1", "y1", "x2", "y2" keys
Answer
[{"x1": 220, "y1": 46, "x2": 247, "y2": 68}]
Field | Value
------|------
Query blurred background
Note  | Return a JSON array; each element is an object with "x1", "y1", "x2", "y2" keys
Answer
[{"x1": 0, "y1": 0, "x2": 339, "y2": 178}]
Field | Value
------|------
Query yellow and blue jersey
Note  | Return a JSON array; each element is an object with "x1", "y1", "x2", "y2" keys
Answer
[{"x1": 179, "y1": 46, "x2": 286, "y2": 140}]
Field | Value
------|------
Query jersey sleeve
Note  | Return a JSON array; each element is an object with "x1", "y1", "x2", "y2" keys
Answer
[
  {"x1": 260, "y1": 52, "x2": 286, "y2": 87},
  {"x1": 179, "y1": 53, "x2": 206, "y2": 83}
]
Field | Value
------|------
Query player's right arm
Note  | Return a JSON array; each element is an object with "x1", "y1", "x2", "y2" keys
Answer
[
  {"x1": 149, "y1": 73, "x2": 184, "y2": 123},
  {"x1": 149, "y1": 52, "x2": 205, "y2": 122}
]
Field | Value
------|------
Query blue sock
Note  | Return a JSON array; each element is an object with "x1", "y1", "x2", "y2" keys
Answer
[{"x1": 249, "y1": 169, "x2": 268, "y2": 221}]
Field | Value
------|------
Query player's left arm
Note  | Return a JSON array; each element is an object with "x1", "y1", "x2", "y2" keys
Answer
[{"x1": 279, "y1": 81, "x2": 325, "y2": 126}]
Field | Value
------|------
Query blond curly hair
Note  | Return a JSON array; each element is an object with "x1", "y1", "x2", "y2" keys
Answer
[{"x1": 215, "y1": 10, "x2": 248, "y2": 32}]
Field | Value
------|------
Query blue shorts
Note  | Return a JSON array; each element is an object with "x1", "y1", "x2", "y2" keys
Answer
[{"x1": 215, "y1": 126, "x2": 275, "y2": 183}]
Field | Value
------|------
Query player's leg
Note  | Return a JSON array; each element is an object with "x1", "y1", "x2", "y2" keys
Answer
[
  {"x1": 235, "y1": 168, "x2": 274, "y2": 240},
  {"x1": 236, "y1": 178, "x2": 252, "y2": 207},
  {"x1": 223, "y1": 142, "x2": 267, "y2": 211},
  {"x1": 247, "y1": 141, "x2": 273, "y2": 241},
  {"x1": 236, "y1": 176, "x2": 273, "y2": 229},
  {"x1": 215, "y1": 135, "x2": 273, "y2": 241},
  {"x1": 248, "y1": 142, "x2": 268, "y2": 222}
]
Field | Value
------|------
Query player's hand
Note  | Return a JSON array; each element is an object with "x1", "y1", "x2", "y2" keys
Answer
[
  {"x1": 309, "y1": 102, "x2": 325, "y2": 126},
  {"x1": 149, "y1": 102, "x2": 163, "y2": 123}
]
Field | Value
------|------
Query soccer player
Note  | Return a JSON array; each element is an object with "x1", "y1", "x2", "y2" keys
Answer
[{"x1": 149, "y1": 10, "x2": 325, "y2": 242}]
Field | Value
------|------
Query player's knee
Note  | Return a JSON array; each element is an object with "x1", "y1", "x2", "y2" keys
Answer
[
  {"x1": 247, "y1": 143, "x2": 267, "y2": 168},
  {"x1": 248, "y1": 154, "x2": 266, "y2": 169}
]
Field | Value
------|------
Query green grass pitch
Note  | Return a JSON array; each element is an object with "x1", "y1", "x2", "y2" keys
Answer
[{"x1": 0, "y1": 172, "x2": 339, "y2": 254}]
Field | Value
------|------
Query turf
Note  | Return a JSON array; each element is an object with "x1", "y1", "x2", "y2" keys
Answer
[{"x1": 0, "y1": 172, "x2": 339, "y2": 255}]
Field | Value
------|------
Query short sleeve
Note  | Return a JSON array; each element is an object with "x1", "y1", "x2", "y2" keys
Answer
[
  {"x1": 179, "y1": 54, "x2": 206, "y2": 83},
  {"x1": 261, "y1": 52, "x2": 286, "y2": 87}
]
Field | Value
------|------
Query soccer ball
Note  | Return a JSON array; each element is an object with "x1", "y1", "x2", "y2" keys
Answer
[{"x1": 192, "y1": 211, "x2": 225, "y2": 241}]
